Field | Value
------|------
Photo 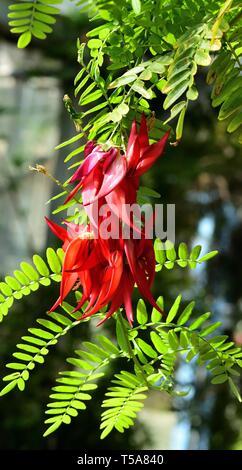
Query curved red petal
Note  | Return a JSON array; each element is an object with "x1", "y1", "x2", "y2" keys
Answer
[
  {"x1": 84, "y1": 154, "x2": 127, "y2": 205},
  {"x1": 45, "y1": 217, "x2": 69, "y2": 242},
  {"x1": 135, "y1": 130, "x2": 170, "y2": 176}
]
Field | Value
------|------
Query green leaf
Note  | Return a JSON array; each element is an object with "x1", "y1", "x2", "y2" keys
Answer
[
  {"x1": 43, "y1": 419, "x2": 62, "y2": 437},
  {"x1": 0, "y1": 380, "x2": 18, "y2": 396},
  {"x1": 166, "y1": 295, "x2": 182, "y2": 323},
  {"x1": 137, "y1": 299, "x2": 148, "y2": 325},
  {"x1": 211, "y1": 374, "x2": 228, "y2": 384},
  {"x1": 0, "y1": 283, "x2": 12, "y2": 297},
  {"x1": 132, "y1": 80, "x2": 153, "y2": 99},
  {"x1": 33, "y1": 255, "x2": 50, "y2": 276},
  {"x1": 17, "y1": 378, "x2": 25, "y2": 391},
  {"x1": 6, "y1": 363, "x2": 26, "y2": 370},
  {"x1": 136, "y1": 339, "x2": 157, "y2": 358},
  {"x1": 227, "y1": 111, "x2": 242, "y2": 133},
  {"x1": 35, "y1": 5, "x2": 59, "y2": 14},
  {"x1": 109, "y1": 75, "x2": 137, "y2": 89},
  {"x1": 200, "y1": 322, "x2": 221, "y2": 337},
  {"x1": 116, "y1": 317, "x2": 130, "y2": 355},
  {"x1": 177, "y1": 301, "x2": 195, "y2": 326},
  {"x1": 13, "y1": 352, "x2": 33, "y2": 362},
  {"x1": 88, "y1": 39, "x2": 102, "y2": 49},
  {"x1": 97, "y1": 336, "x2": 119, "y2": 355},
  {"x1": 228, "y1": 378, "x2": 242, "y2": 402},
  {"x1": 82, "y1": 342, "x2": 109, "y2": 360},
  {"x1": 180, "y1": 330, "x2": 190, "y2": 349},
  {"x1": 189, "y1": 312, "x2": 210, "y2": 330},
  {"x1": 81, "y1": 90, "x2": 103, "y2": 106},
  {"x1": 100, "y1": 424, "x2": 114, "y2": 439},
  {"x1": 37, "y1": 319, "x2": 62, "y2": 333},
  {"x1": 109, "y1": 109, "x2": 122, "y2": 123},
  {"x1": 9, "y1": 3, "x2": 33, "y2": 10},
  {"x1": 131, "y1": 0, "x2": 141, "y2": 14},
  {"x1": 28, "y1": 328, "x2": 54, "y2": 340},
  {"x1": 165, "y1": 101, "x2": 186, "y2": 123},
  {"x1": 190, "y1": 245, "x2": 202, "y2": 261},
  {"x1": 154, "y1": 239, "x2": 166, "y2": 264},
  {"x1": 163, "y1": 81, "x2": 190, "y2": 110},
  {"x1": 210, "y1": 335, "x2": 228, "y2": 346},
  {"x1": 178, "y1": 242, "x2": 188, "y2": 260},
  {"x1": 194, "y1": 49, "x2": 211, "y2": 66},
  {"x1": 165, "y1": 240, "x2": 176, "y2": 261},
  {"x1": 186, "y1": 85, "x2": 198, "y2": 101},
  {"x1": 150, "y1": 332, "x2": 168, "y2": 354},
  {"x1": 5, "y1": 276, "x2": 21, "y2": 290},
  {"x1": 46, "y1": 247, "x2": 62, "y2": 273},
  {"x1": 168, "y1": 331, "x2": 179, "y2": 350},
  {"x1": 212, "y1": 75, "x2": 242, "y2": 107},
  {"x1": 218, "y1": 88, "x2": 242, "y2": 120},
  {"x1": 198, "y1": 251, "x2": 218, "y2": 263},
  {"x1": 17, "y1": 31, "x2": 32, "y2": 48},
  {"x1": 151, "y1": 297, "x2": 163, "y2": 322},
  {"x1": 176, "y1": 107, "x2": 186, "y2": 140},
  {"x1": 139, "y1": 186, "x2": 161, "y2": 199}
]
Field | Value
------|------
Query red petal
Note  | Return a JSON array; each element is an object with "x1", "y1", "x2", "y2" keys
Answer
[
  {"x1": 127, "y1": 119, "x2": 138, "y2": 155},
  {"x1": 84, "y1": 154, "x2": 127, "y2": 205},
  {"x1": 48, "y1": 295, "x2": 62, "y2": 313},
  {"x1": 96, "y1": 294, "x2": 123, "y2": 325},
  {"x1": 135, "y1": 131, "x2": 170, "y2": 176},
  {"x1": 82, "y1": 167, "x2": 103, "y2": 206},
  {"x1": 125, "y1": 240, "x2": 163, "y2": 314},
  {"x1": 45, "y1": 217, "x2": 68, "y2": 242},
  {"x1": 70, "y1": 147, "x2": 105, "y2": 182},
  {"x1": 83, "y1": 251, "x2": 123, "y2": 317},
  {"x1": 84, "y1": 140, "x2": 96, "y2": 157},
  {"x1": 67, "y1": 246, "x2": 99, "y2": 272},
  {"x1": 126, "y1": 135, "x2": 140, "y2": 172},
  {"x1": 105, "y1": 185, "x2": 141, "y2": 235},
  {"x1": 122, "y1": 270, "x2": 134, "y2": 326},
  {"x1": 60, "y1": 237, "x2": 83, "y2": 301},
  {"x1": 139, "y1": 113, "x2": 149, "y2": 149}
]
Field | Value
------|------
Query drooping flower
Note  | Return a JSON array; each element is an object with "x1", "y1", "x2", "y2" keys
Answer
[
  {"x1": 46, "y1": 116, "x2": 167, "y2": 324},
  {"x1": 65, "y1": 115, "x2": 169, "y2": 229},
  {"x1": 45, "y1": 218, "x2": 161, "y2": 325}
]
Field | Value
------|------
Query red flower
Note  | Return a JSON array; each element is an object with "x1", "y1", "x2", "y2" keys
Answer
[
  {"x1": 45, "y1": 218, "x2": 161, "y2": 325},
  {"x1": 65, "y1": 116, "x2": 169, "y2": 229},
  {"x1": 46, "y1": 116, "x2": 167, "y2": 325}
]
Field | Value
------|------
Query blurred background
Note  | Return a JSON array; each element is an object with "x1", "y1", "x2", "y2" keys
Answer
[{"x1": 0, "y1": 0, "x2": 242, "y2": 450}]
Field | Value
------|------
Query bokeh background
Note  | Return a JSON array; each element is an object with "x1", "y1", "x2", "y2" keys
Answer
[{"x1": 0, "y1": 0, "x2": 242, "y2": 450}]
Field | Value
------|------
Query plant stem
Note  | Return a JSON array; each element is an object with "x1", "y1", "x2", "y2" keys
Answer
[{"x1": 29, "y1": 164, "x2": 81, "y2": 204}]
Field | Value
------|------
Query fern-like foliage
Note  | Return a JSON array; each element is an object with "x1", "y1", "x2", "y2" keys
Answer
[
  {"x1": 1, "y1": 293, "x2": 241, "y2": 439},
  {"x1": 154, "y1": 239, "x2": 218, "y2": 271},
  {"x1": 134, "y1": 295, "x2": 242, "y2": 396},
  {"x1": 100, "y1": 371, "x2": 148, "y2": 439},
  {"x1": 8, "y1": 0, "x2": 61, "y2": 48},
  {"x1": 207, "y1": 32, "x2": 242, "y2": 142},
  {"x1": 7, "y1": 1, "x2": 241, "y2": 144},
  {"x1": 0, "y1": 248, "x2": 63, "y2": 322},
  {"x1": 2, "y1": 0, "x2": 242, "y2": 443},
  {"x1": 0, "y1": 302, "x2": 82, "y2": 397},
  {"x1": 44, "y1": 335, "x2": 120, "y2": 436}
]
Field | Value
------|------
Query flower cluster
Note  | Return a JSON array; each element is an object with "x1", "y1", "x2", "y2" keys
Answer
[{"x1": 46, "y1": 116, "x2": 169, "y2": 324}]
